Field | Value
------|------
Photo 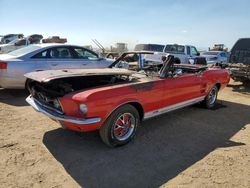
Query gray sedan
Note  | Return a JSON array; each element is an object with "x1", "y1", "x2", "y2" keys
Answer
[
  {"x1": 0, "y1": 43, "x2": 113, "y2": 89},
  {"x1": 201, "y1": 51, "x2": 228, "y2": 65}
]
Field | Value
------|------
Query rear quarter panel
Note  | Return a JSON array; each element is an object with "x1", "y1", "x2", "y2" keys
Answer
[
  {"x1": 202, "y1": 68, "x2": 230, "y2": 92},
  {"x1": 1, "y1": 58, "x2": 51, "y2": 88}
]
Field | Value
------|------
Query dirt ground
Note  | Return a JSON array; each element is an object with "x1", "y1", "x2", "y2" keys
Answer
[{"x1": 0, "y1": 80, "x2": 250, "y2": 188}]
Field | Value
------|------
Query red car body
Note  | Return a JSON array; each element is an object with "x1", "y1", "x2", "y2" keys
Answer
[
  {"x1": 25, "y1": 53, "x2": 230, "y2": 146},
  {"x1": 26, "y1": 68, "x2": 230, "y2": 131}
]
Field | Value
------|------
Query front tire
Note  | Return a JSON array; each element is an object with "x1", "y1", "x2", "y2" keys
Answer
[
  {"x1": 202, "y1": 85, "x2": 218, "y2": 109},
  {"x1": 99, "y1": 104, "x2": 140, "y2": 147}
]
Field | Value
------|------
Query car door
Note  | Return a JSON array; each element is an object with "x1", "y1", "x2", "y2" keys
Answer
[
  {"x1": 8, "y1": 50, "x2": 51, "y2": 88},
  {"x1": 161, "y1": 72, "x2": 205, "y2": 108},
  {"x1": 46, "y1": 47, "x2": 81, "y2": 69},
  {"x1": 71, "y1": 47, "x2": 111, "y2": 68},
  {"x1": 188, "y1": 46, "x2": 200, "y2": 64}
]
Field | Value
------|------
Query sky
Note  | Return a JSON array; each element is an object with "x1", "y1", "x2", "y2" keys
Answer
[{"x1": 0, "y1": 0, "x2": 249, "y2": 50}]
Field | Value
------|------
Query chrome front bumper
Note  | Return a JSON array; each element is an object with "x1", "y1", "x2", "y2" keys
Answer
[{"x1": 26, "y1": 96, "x2": 101, "y2": 125}]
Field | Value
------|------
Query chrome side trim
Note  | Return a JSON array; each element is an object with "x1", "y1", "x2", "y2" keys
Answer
[
  {"x1": 26, "y1": 96, "x2": 101, "y2": 125},
  {"x1": 144, "y1": 96, "x2": 205, "y2": 119}
]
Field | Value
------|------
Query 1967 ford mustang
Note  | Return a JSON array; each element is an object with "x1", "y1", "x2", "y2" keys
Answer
[{"x1": 25, "y1": 52, "x2": 230, "y2": 147}]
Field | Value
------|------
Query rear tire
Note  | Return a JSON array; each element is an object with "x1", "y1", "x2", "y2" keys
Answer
[
  {"x1": 99, "y1": 104, "x2": 140, "y2": 147},
  {"x1": 202, "y1": 85, "x2": 218, "y2": 109}
]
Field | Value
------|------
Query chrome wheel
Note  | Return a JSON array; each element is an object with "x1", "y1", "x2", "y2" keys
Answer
[
  {"x1": 99, "y1": 104, "x2": 139, "y2": 147},
  {"x1": 208, "y1": 87, "x2": 217, "y2": 105},
  {"x1": 113, "y1": 113, "x2": 136, "y2": 141}
]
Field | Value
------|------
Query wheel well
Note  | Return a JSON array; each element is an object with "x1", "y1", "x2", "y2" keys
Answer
[
  {"x1": 128, "y1": 102, "x2": 144, "y2": 121},
  {"x1": 215, "y1": 83, "x2": 221, "y2": 90}
]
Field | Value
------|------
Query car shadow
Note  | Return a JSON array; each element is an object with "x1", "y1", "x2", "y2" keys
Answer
[
  {"x1": 43, "y1": 100, "x2": 249, "y2": 188},
  {"x1": 0, "y1": 88, "x2": 29, "y2": 106},
  {"x1": 227, "y1": 81, "x2": 250, "y2": 95}
]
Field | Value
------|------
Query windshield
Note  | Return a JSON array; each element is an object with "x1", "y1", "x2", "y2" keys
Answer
[
  {"x1": 164, "y1": 45, "x2": 185, "y2": 53},
  {"x1": 202, "y1": 51, "x2": 219, "y2": 55},
  {"x1": 8, "y1": 45, "x2": 41, "y2": 56},
  {"x1": 134, "y1": 44, "x2": 164, "y2": 52}
]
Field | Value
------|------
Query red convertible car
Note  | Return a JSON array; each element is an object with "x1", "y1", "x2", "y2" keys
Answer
[{"x1": 25, "y1": 52, "x2": 230, "y2": 147}]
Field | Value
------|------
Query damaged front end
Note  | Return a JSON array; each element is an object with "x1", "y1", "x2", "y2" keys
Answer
[{"x1": 25, "y1": 68, "x2": 134, "y2": 128}]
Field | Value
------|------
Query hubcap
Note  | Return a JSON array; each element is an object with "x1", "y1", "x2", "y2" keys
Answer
[
  {"x1": 113, "y1": 113, "x2": 136, "y2": 141},
  {"x1": 208, "y1": 87, "x2": 217, "y2": 105}
]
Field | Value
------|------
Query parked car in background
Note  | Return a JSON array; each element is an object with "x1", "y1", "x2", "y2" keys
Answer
[
  {"x1": 0, "y1": 34, "x2": 24, "y2": 44},
  {"x1": 201, "y1": 51, "x2": 228, "y2": 65},
  {"x1": 0, "y1": 43, "x2": 113, "y2": 89},
  {"x1": 134, "y1": 44, "x2": 165, "y2": 52},
  {"x1": 134, "y1": 44, "x2": 164, "y2": 63},
  {"x1": 228, "y1": 38, "x2": 250, "y2": 82},
  {"x1": 42, "y1": 36, "x2": 67, "y2": 44},
  {"x1": 0, "y1": 34, "x2": 43, "y2": 54},
  {"x1": 141, "y1": 44, "x2": 206, "y2": 65},
  {"x1": 25, "y1": 52, "x2": 230, "y2": 147}
]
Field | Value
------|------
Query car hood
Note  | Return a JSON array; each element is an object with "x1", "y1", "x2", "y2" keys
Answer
[{"x1": 24, "y1": 68, "x2": 135, "y2": 83}]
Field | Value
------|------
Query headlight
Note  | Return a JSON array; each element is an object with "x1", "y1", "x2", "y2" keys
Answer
[{"x1": 79, "y1": 104, "x2": 88, "y2": 114}]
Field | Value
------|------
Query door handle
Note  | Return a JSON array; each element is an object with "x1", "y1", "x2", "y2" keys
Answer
[
  {"x1": 51, "y1": 63, "x2": 58, "y2": 66},
  {"x1": 82, "y1": 63, "x2": 87, "y2": 65}
]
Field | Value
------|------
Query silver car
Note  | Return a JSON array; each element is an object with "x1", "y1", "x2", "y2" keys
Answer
[
  {"x1": 201, "y1": 51, "x2": 228, "y2": 65},
  {"x1": 0, "y1": 43, "x2": 113, "y2": 89}
]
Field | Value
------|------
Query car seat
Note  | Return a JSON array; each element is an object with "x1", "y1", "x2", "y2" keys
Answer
[
  {"x1": 51, "y1": 49, "x2": 59, "y2": 58},
  {"x1": 60, "y1": 49, "x2": 70, "y2": 58}
]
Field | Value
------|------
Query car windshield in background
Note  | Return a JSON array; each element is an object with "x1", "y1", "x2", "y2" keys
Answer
[
  {"x1": 8, "y1": 45, "x2": 41, "y2": 56},
  {"x1": 202, "y1": 52, "x2": 219, "y2": 55},
  {"x1": 164, "y1": 45, "x2": 185, "y2": 53},
  {"x1": 134, "y1": 44, "x2": 164, "y2": 52}
]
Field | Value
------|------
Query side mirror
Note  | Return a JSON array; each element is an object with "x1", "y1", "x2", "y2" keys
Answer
[{"x1": 197, "y1": 52, "x2": 200, "y2": 56}]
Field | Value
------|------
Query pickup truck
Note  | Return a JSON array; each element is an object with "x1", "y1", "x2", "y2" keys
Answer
[{"x1": 143, "y1": 44, "x2": 204, "y2": 65}]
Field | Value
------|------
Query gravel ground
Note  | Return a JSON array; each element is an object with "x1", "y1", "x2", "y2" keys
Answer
[{"x1": 0, "y1": 80, "x2": 249, "y2": 188}]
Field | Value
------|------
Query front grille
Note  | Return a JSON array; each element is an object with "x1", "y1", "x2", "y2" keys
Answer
[{"x1": 31, "y1": 89, "x2": 63, "y2": 115}]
